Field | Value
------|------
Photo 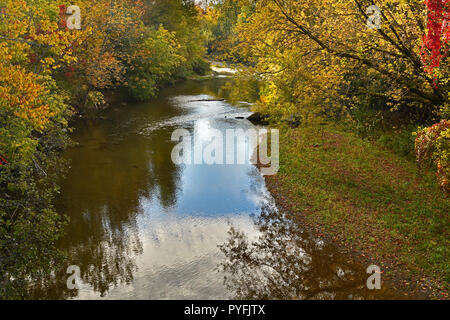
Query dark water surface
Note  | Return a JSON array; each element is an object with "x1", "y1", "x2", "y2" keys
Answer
[{"x1": 50, "y1": 76, "x2": 407, "y2": 299}]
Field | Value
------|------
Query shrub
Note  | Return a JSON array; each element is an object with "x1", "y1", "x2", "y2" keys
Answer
[
  {"x1": 415, "y1": 120, "x2": 450, "y2": 195},
  {"x1": 377, "y1": 125, "x2": 417, "y2": 158},
  {"x1": 191, "y1": 58, "x2": 210, "y2": 76},
  {"x1": 125, "y1": 26, "x2": 185, "y2": 101}
]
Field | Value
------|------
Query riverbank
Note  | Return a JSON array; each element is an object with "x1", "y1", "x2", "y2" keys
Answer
[{"x1": 264, "y1": 124, "x2": 449, "y2": 299}]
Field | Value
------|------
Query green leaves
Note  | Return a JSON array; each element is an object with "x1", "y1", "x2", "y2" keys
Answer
[{"x1": 125, "y1": 26, "x2": 185, "y2": 101}]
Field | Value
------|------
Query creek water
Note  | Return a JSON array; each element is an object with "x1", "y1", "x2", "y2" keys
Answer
[{"x1": 49, "y1": 74, "x2": 407, "y2": 299}]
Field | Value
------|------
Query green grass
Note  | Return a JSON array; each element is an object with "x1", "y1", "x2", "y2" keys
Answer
[{"x1": 266, "y1": 124, "x2": 449, "y2": 297}]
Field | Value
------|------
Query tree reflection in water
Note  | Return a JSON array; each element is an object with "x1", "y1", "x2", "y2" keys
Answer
[
  {"x1": 32, "y1": 123, "x2": 181, "y2": 299},
  {"x1": 219, "y1": 206, "x2": 401, "y2": 300}
]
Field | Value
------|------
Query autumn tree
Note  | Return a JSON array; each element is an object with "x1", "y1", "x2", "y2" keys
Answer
[
  {"x1": 143, "y1": 0, "x2": 210, "y2": 76},
  {"x1": 125, "y1": 26, "x2": 185, "y2": 101},
  {"x1": 56, "y1": 0, "x2": 146, "y2": 110},
  {"x1": 0, "y1": 0, "x2": 213, "y2": 298},
  {"x1": 217, "y1": 0, "x2": 448, "y2": 124},
  {"x1": 416, "y1": 0, "x2": 449, "y2": 195},
  {"x1": 0, "y1": 0, "x2": 89, "y2": 298}
]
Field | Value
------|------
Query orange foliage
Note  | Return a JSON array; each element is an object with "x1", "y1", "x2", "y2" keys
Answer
[{"x1": 0, "y1": 63, "x2": 52, "y2": 130}]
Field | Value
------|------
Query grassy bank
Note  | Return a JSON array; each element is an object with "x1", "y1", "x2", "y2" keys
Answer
[{"x1": 265, "y1": 124, "x2": 449, "y2": 299}]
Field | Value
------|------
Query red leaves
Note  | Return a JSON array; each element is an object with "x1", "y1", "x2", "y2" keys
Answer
[
  {"x1": 0, "y1": 154, "x2": 8, "y2": 166},
  {"x1": 444, "y1": 0, "x2": 450, "y2": 44},
  {"x1": 421, "y1": 0, "x2": 449, "y2": 86},
  {"x1": 64, "y1": 65, "x2": 75, "y2": 78},
  {"x1": 58, "y1": 4, "x2": 67, "y2": 30},
  {"x1": 415, "y1": 120, "x2": 450, "y2": 195}
]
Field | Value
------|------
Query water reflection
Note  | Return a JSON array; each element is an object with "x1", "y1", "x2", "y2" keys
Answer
[
  {"x1": 219, "y1": 207, "x2": 406, "y2": 300},
  {"x1": 77, "y1": 215, "x2": 258, "y2": 299},
  {"x1": 41, "y1": 77, "x2": 406, "y2": 300},
  {"x1": 45, "y1": 77, "x2": 270, "y2": 299}
]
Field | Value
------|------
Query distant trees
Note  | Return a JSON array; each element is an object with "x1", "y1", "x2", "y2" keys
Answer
[{"x1": 143, "y1": 0, "x2": 210, "y2": 78}]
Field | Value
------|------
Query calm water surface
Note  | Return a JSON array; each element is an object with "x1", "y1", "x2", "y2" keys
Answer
[{"x1": 50, "y1": 75, "x2": 408, "y2": 300}]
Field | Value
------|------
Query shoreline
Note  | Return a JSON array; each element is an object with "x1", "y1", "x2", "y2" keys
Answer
[{"x1": 260, "y1": 124, "x2": 449, "y2": 300}]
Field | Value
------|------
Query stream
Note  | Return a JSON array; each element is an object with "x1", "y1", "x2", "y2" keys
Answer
[{"x1": 47, "y1": 73, "x2": 407, "y2": 299}]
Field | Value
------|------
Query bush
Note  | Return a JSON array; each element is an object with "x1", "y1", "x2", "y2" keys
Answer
[
  {"x1": 191, "y1": 58, "x2": 210, "y2": 76},
  {"x1": 415, "y1": 120, "x2": 450, "y2": 196},
  {"x1": 377, "y1": 126, "x2": 417, "y2": 158},
  {"x1": 125, "y1": 26, "x2": 185, "y2": 101}
]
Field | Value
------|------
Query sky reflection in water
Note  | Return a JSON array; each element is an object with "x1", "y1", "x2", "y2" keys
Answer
[{"x1": 56, "y1": 78, "x2": 268, "y2": 299}]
